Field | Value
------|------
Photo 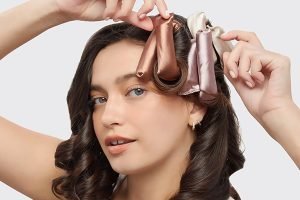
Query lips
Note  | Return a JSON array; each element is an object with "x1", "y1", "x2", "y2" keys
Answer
[
  {"x1": 105, "y1": 136, "x2": 136, "y2": 146},
  {"x1": 104, "y1": 135, "x2": 136, "y2": 155}
]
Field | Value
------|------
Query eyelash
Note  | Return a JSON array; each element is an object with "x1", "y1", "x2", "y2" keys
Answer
[{"x1": 90, "y1": 86, "x2": 146, "y2": 106}]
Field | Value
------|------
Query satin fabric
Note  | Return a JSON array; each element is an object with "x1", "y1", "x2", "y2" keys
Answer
[
  {"x1": 136, "y1": 14, "x2": 180, "y2": 81},
  {"x1": 135, "y1": 12, "x2": 233, "y2": 101}
]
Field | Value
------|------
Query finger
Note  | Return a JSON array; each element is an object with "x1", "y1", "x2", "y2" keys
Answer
[
  {"x1": 103, "y1": 0, "x2": 119, "y2": 19},
  {"x1": 238, "y1": 52, "x2": 255, "y2": 88},
  {"x1": 223, "y1": 51, "x2": 238, "y2": 79},
  {"x1": 115, "y1": 0, "x2": 136, "y2": 19},
  {"x1": 122, "y1": 11, "x2": 154, "y2": 31},
  {"x1": 223, "y1": 52, "x2": 234, "y2": 79},
  {"x1": 225, "y1": 43, "x2": 244, "y2": 79},
  {"x1": 113, "y1": 0, "x2": 135, "y2": 21},
  {"x1": 154, "y1": 0, "x2": 170, "y2": 19},
  {"x1": 137, "y1": 0, "x2": 155, "y2": 19},
  {"x1": 225, "y1": 40, "x2": 260, "y2": 87},
  {"x1": 250, "y1": 57, "x2": 265, "y2": 84},
  {"x1": 223, "y1": 52, "x2": 248, "y2": 94},
  {"x1": 221, "y1": 30, "x2": 264, "y2": 48}
]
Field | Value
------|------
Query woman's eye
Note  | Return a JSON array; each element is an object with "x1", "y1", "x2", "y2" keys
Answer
[
  {"x1": 92, "y1": 97, "x2": 107, "y2": 105},
  {"x1": 90, "y1": 87, "x2": 145, "y2": 107},
  {"x1": 127, "y1": 87, "x2": 145, "y2": 97}
]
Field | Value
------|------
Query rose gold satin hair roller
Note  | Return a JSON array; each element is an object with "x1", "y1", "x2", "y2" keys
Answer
[{"x1": 136, "y1": 12, "x2": 233, "y2": 101}]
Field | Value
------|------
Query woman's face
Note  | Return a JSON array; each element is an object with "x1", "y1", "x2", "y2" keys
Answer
[{"x1": 90, "y1": 39, "x2": 198, "y2": 175}]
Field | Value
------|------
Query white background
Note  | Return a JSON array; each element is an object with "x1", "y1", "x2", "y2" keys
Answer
[{"x1": 1, "y1": 0, "x2": 299, "y2": 199}]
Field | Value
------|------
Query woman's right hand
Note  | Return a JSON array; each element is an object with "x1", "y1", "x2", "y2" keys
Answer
[
  {"x1": 0, "y1": 0, "x2": 169, "y2": 59},
  {"x1": 52, "y1": 0, "x2": 170, "y2": 31}
]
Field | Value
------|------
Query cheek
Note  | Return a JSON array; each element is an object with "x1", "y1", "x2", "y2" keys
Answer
[
  {"x1": 90, "y1": 95, "x2": 189, "y2": 149},
  {"x1": 155, "y1": 97, "x2": 188, "y2": 129},
  {"x1": 92, "y1": 112, "x2": 105, "y2": 146},
  {"x1": 135, "y1": 96, "x2": 189, "y2": 143}
]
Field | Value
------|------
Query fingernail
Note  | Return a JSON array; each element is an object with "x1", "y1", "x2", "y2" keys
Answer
[
  {"x1": 245, "y1": 81, "x2": 254, "y2": 88},
  {"x1": 139, "y1": 13, "x2": 146, "y2": 19},
  {"x1": 229, "y1": 70, "x2": 236, "y2": 79},
  {"x1": 105, "y1": 17, "x2": 110, "y2": 21}
]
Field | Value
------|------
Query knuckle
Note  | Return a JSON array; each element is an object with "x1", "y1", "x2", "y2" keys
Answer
[
  {"x1": 107, "y1": 13, "x2": 115, "y2": 19},
  {"x1": 282, "y1": 55, "x2": 290, "y2": 63},
  {"x1": 104, "y1": 9, "x2": 115, "y2": 18},
  {"x1": 235, "y1": 41, "x2": 245, "y2": 51},
  {"x1": 240, "y1": 48, "x2": 248, "y2": 57},
  {"x1": 249, "y1": 31, "x2": 257, "y2": 38},
  {"x1": 116, "y1": 11, "x2": 127, "y2": 18},
  {"x1": 280, "y1": 55, "x2": 291, "y2": 67},
  {"x1": 239, "y1": 71, "x2": 250, "y2": 80},
  {"x1": 237, "y1": 41, "x2": 247, "y2": 47},
  {"x1": 122, "y1": 8, "x2": 131, "y2": 16},
  {"x1": 250, "y1": 54, "x2": 258, "y2": 63},
  {"x1": 244, "y1": 49, "x2": 255, "y2": 61},
  {"x1": 228, "y1": 59, "x2": 238, "y2": 69},
  {"x1": 226, "y1": 59, "x2": 232, "y2": 68}
]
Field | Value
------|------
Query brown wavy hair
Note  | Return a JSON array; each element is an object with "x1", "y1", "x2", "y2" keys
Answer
[{"x1": 52, "y1": 14, "x2": 245, "y2": 200}]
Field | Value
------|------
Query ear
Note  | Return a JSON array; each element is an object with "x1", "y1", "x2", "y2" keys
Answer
[{"x1": 186, "y1": 101, "x2": 207, "y2": 127}]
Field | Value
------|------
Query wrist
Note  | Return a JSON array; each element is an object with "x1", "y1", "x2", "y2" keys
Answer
[
  {"x1": 261, "y1": 100, "x2": 299, "y2": 133},
  {"x1": 0, "y1": 0, "x2": 72, "y2": 59},
  {"x1": 261, "y1": 101, "x2": 300, "y2": 167},
  {"x1": 27, "y1": 0, "x2": 70, "y2": 28}
]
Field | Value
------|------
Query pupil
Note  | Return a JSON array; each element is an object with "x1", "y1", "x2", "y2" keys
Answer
[
  {"x1": 135, "y1": 89, "x2": 143, "y2": 95},
  {"x1": 98, "y1": 97, "x2": 106, "y2": 103}
]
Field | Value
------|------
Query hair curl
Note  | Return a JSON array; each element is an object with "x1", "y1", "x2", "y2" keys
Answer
[{"x1": 52, "y1": 14, "x2": 245, "y2": 200}]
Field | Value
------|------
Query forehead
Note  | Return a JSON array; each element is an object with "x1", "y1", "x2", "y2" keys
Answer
[{"x1": 92, "y1": 39, "x2": 144, "y2": 84}]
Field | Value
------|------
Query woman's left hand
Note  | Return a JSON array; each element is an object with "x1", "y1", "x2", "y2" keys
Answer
[
  {"x1": 221, "y1": 30, "x2": 293, "y2": 126},
  {"x1": 221, "y1": 30, "x2": 300, "y2": 167}
]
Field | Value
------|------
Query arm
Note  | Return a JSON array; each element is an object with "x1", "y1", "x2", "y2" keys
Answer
[
  {"x1": 0, "y1": 0, "x2": 171, "y2": 59},
  {"x1": 261, "y1": 102, "x2": 300, "y2": 168},
  {"x1": 221, "y1": 30, "x2": 300, "y2": 169},
  {"x1": 0, "y1": 1, "x2": 69, "y2": 199},
  {"x1": 0, "y1": 117, "x2": 65, "y2": 199},
  {"x1": 0, "y1": 0, "x2": 67, "y2": 59}
]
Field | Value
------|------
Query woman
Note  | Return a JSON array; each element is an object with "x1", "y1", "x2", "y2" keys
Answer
[{"x1": 0, "y1": 0, "x2": 299, "y2": 200}]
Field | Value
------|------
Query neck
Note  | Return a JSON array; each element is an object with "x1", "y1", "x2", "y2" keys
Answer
[
  {"x1": 125, "y1": 156, "x2": 189, "y2": 200},
  {"x1": 115, "y1": 136, "x2": 194, "y2": 200}
]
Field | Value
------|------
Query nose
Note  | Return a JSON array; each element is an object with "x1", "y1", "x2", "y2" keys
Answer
[{"x1": 100, "y1": 95, "x2": 124, "y2": 128}]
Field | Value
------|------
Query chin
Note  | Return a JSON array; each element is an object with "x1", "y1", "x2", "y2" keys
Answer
[
  {"x1": 111, "y1": 163, "x2": 139, "y2": 175},
  {"x1": 109, "y1": 161, "x2": 150, "y2": 175}
]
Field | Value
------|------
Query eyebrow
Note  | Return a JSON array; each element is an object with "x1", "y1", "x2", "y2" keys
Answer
[{"x1": 90, "y1": 73, "x2": 139, "y2": 92}]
